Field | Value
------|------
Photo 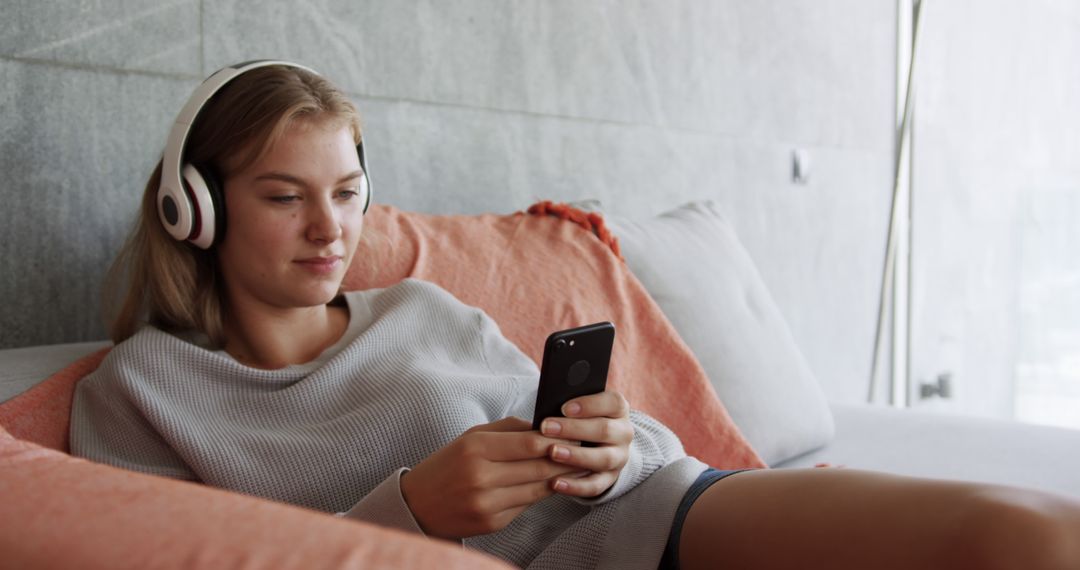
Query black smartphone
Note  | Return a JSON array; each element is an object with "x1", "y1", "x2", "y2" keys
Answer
[{"x1": 532, "y1": 321, "x2": 615, "y2": 432}]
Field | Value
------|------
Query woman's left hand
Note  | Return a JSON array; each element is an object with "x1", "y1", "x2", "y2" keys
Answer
[{"x1": 538, "y1": 390, "x2": 634, "y2": 498}]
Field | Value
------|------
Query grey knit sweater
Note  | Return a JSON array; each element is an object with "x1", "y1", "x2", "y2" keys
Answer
[{"x1": 70, "y1": 279, "x2": 707, "y2": 569}]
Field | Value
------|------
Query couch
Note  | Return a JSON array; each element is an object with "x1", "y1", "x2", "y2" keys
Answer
[{"x1": 2, "y1": 201, "x2": 1078, "y2": 569}]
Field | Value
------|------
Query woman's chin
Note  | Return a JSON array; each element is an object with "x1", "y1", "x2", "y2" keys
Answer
[
  {"x1": 292, "y1": 271, "x2": 346, "y2": 300},
  {"x1": 282, "y1": 281, "x2": 345, "y2": 308},
  {"x1": 307, "y1": 286, "x2": 345, "y2": 306}
]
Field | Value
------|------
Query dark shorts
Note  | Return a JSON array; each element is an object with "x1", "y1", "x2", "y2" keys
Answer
[{"x1": 657, "y1": 467, "x2": 751, "y2": 570}]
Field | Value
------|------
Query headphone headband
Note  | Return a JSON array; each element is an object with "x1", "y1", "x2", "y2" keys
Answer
[{"x1": 157, "y1": 60, "x2": 371, "y2": 249}]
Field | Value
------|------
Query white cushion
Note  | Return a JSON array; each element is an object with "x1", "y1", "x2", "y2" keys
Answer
[{"x1": 600, "y1": 201, "x2": 834, "y2": 465}]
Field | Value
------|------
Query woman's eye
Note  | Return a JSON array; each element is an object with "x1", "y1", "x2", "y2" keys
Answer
[
  {"x1": 336, "y1": 188, "x2": 360, "y2": 200},
  {"x1": 269, "y1": 195, "x2": 300, "y2": 204}
]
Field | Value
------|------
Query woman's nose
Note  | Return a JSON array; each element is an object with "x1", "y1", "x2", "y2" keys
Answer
[{"x1": 305, "y1": 199, "x2": 342, "y2": 243}]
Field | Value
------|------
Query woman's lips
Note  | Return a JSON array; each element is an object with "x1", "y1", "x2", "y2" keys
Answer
[{"x1": 294, "y1": 256, "x2": 342, "y2": 275}]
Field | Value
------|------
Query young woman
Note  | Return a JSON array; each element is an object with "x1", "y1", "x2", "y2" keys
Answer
[{"x1": 70, "y1": 62, "x2": 1080, "y2": 570}]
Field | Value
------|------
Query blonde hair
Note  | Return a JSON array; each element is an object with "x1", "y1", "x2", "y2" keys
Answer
[{"x1": 106, "y1": 65, "x2": 363, "y2": 346}]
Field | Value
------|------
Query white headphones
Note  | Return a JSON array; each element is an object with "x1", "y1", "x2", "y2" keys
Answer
[{"x1": 157, "y1": 60, "x2": 372, "y2": 249}]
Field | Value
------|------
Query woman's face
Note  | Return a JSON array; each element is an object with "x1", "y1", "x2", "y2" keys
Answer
[{"x1": 217, "y1": 119, "x2": 365, "y2": 312}]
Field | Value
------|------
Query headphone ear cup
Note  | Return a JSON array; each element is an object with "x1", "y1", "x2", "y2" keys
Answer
[
  {"x1": 180, "y1": 164, "x2": 223, "y2": 250},
  {"x1": 157, "y1": 176, "x2": 195, "y2": 241}
]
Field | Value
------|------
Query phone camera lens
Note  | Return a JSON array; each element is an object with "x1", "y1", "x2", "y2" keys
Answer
[{"x1": 554, "y1": 339, "x2": 567, "y2": 350}]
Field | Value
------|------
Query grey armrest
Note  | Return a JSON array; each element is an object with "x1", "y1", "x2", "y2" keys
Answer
[{"x1": 774, "y1": 402, "x2": 1080, "y2": 499}]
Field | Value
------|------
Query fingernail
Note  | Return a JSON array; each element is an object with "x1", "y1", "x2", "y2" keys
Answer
[
  {"x1": 551, "y1": 446, "x2": 570, "y2": 461},
  {"x1": 563, "y1": 402, "x2": 581, "y2": 416},
  {"x1": 542, "y1": 420, "x2": 562, "y2": 435},
  {"x1": 553, "y1": 479, "x2": 568, "y2": 491}
]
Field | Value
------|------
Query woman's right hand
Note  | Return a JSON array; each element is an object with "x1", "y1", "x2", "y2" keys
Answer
[{"x1": 400, "y1": 416, "x2": 582, "y2": 540}]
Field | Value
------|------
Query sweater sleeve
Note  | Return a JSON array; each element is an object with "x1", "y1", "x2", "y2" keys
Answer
[
  {"x1": 337, "y1": 467, "x2": 435, "y2": 537},
  {"x1": 572, "y1": 409, "x2": 687, "y2": 506},
  {"x1": 69, "y1": 351, "x2": 200, "y2": 481}
]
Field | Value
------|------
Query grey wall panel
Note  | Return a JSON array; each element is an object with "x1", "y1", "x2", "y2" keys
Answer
[
  {"x1": 0, "y1": 0, "x2": 201, "y2": 75},
  {"x1": 356, "y1": 97, "x2": 747, "y2": 217},
  {"x1": 203, "y1": 0, "x2": 894, "y2": 149},
  {"x1": 0, "y1": 60, "x2": 195, "y2": 347}
]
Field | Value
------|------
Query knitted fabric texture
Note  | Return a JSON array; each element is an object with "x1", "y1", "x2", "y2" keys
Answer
[{"x1": 70, "y1": 280, "x2": 706, "y2": 570}]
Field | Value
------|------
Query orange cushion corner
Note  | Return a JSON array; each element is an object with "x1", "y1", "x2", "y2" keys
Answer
[{"x1": 0, "y1": 347, "x2": 111, "y2": 451}]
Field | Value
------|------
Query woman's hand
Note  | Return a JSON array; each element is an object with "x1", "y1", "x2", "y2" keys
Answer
[
  {"x1": 400, "y1": 416, "x2": 582, "y2": 540},
  {"x1": 539, "y1": 390, "x2": 634, "y2": 498}
]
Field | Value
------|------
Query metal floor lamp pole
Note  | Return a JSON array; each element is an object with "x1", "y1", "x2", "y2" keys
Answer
[{"x1": 868, "y1": 0, "x2": 924, "y2": 404}]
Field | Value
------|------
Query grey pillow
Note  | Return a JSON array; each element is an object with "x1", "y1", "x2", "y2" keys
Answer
[{"x1": 599, "y1": 201, "x2": 834, "y2": 466}]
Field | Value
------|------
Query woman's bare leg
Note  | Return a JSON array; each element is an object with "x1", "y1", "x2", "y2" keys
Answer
[{"x1": 679, "y1": 468, "x2": 1080, "y2": 570}]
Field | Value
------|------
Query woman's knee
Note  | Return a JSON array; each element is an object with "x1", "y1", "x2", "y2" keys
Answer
[{"x1": 951, "y1": 488, "x2": 1079, "y2": 570}]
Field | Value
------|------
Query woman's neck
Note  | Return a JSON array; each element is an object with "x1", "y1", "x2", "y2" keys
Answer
[{"x1": 221, "y1": 299, "x2": 349, "y2": 370}]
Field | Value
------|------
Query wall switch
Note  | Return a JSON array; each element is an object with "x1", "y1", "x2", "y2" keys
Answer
[{"x1": 792, "y1": 149, "x2": 811, "y2": 184}]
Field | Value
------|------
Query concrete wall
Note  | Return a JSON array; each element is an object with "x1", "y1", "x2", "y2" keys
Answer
[
  {"x1": 0, "y1": 1, "x2": 898, "y2": 404},
  {"x1": 909, "y1": 0, "x2": 1080, "y2": 420}
]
